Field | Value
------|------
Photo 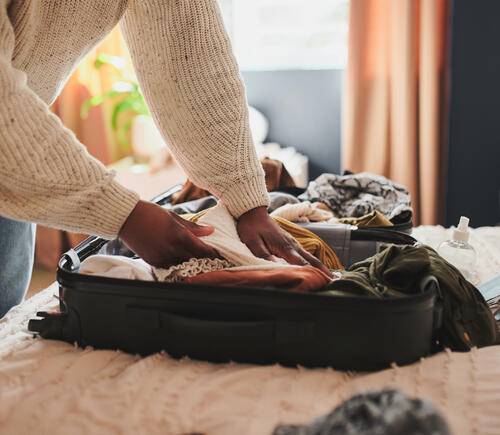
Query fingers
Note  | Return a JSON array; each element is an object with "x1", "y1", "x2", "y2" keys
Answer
[
  {"x1": 276, "y1": 247, "x2": 333, "y2": 277},
  {"x1": 276, "y1": 246, "x2": 310, "y2": 266},
  {"x1": 261, "y1": 235, "x2": 333, "y2": 277},
  {"x1": 172, "y1": 212, "x2": 215, "y2": 237},
  {"x1": 298, "y1": 249, "x2": 334, "y2": 278},
  {"x1": 184, "y1": 235, "x2": 221, "y2": 260},
  {"x1": 244, "y1": 236, "x2": 275, "y2": 261}
]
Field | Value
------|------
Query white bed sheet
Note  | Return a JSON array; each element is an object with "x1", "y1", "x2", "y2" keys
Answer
[{"x1": 1, "y1": 226, "x2": 500, "y2": 435}]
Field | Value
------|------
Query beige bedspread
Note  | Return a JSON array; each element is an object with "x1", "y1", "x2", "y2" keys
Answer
[{"x1": 1, "y1": 226, "x2": 500, "y2": 435}]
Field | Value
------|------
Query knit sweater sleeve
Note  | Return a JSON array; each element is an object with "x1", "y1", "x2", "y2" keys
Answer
[
  {"x1": 0, "y1": 12, "x2": 139, "y2": 239},
  {"x1": 120, "y1": 0, "x2": 269, "y2": 218}
]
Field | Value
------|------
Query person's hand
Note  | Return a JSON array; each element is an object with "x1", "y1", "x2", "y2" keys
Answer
[
  {"x1": 237, "y1": 206, "x2": 332, "y2": 276},
  {"x1": 119, "y1": 200, "x2": 219, "y2": 267}
]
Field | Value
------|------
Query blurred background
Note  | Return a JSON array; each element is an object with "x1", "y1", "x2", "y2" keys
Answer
[{"x1": 30, "y1": 0, "x2": 500, "y2": 293}]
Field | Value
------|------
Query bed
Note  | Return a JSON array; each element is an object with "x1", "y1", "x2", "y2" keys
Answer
[{"x1": 1, "y1": 225, "x2": 499, "y2": 435}]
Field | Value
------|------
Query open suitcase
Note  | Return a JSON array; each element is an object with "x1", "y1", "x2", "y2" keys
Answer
[{"x1": 29, "y1": 187, "x2": 442, "y2": 371}]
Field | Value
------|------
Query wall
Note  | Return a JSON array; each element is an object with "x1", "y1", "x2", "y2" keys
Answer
[
  {"x1": 446, "y1": 0, "x2": 500, "y2": 226},
  {"x1": 242, "y1": 69, "x2": 343, "y2": 179}
]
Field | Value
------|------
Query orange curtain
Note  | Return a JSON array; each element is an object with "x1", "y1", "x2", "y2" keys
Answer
[{"x1": 342, "y1": 0, "x2": 452, "y2": 225}]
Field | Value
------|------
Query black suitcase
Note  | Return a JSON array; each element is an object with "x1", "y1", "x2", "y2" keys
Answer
[{"x1": 29, "y1": 188, "x2": 442, "y2": 371}]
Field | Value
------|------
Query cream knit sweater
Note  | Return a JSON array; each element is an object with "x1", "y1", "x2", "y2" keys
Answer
[{"x1": 0, "y1": 0, "x2": 268, "y2": 239}]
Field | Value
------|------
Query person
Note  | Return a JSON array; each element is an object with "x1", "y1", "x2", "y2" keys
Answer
[{"x1": 0, "y1": 0, "x2": 329, "y2": 318}]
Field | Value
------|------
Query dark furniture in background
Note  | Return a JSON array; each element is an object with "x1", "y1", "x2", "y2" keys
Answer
[{"x1": 446, "y1": 0, "x2": 500, "y2": 226}]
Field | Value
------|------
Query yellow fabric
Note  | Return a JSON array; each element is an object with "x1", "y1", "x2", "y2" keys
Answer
[
  {"x1": 271, "y1": 217, "x2": 344, "y2": 270},
  {"x1": 185, "y1": 209, "x2": 344, "y2": 270},
  {"x1": 338, "y1": 210, "x2": 393, "y2": 227}
]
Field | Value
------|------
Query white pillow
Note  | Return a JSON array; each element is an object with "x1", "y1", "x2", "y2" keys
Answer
[{"x1": 248, "y1": 106, "x2": 269, "y2": 144}]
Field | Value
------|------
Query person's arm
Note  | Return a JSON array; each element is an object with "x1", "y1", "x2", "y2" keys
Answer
[
  {"x1": 0, "y1": 12, "x2": 138, "y2": 239},
  {"x1": 120, "y1": 0, "x2": 331, "y2": 274},
  {"x1": 120, "y1": 0, "x2": 269, "y2": 218},
  {"x1": 0, "y1": 9, "x2": 220, "y2": 269}
]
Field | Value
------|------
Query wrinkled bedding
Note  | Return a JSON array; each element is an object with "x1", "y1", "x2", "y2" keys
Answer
[{"x1": 1, "y1": 226, "x2": 500, "y2": 435}]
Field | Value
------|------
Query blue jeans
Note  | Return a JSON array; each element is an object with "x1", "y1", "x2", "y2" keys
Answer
[{"x1": 0, "y1": 216, "x2": 35, "y2": 318}]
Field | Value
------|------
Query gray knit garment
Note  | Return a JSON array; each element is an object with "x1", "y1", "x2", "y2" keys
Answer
[{"x1": 273, "y1": 390, "x2": 451, "y2": 435}]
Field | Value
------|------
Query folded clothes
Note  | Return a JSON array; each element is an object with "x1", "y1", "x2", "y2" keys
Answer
[
  {"x1": 268, "y1": 192, "x2": 301, "y2": 213},
  {"x1": 79, "y1": 255, "x2": 154, "y2": 281},
  {"x1": 188, "y1": 203, "x2": 290, "y2": 268},
  {"x1": 185, "y1": 204, "x2": 344, "y2": 270},
  {"x1": 185, "y1": 266, "x2": 338, "y2": 293},
  {"x1": 153, "y1": 258, "x2": 233, "y2": 282},
  {"x1": 270, "y1": 201, "x2": 337, "y2": 223},
  {"x1": 338, "y1": 210, "x2": 393, "y2": 227},
  {"x1": 271, "y1": 202, "x2": 393, "y2": 230},
  {"x1": 272, "y1": 217, "x2": 343, "y2": 270},
  {"x1": 81, "y1": 203, "x2": 342, "y2": 293},
  {"x1": 323, "y1": 243, "x2": 500, "y2": 350},
  {"x1": 299, "y1": 172, "x2": 412, "y2": 222}
]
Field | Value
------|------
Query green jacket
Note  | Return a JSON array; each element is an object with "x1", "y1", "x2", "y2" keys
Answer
[{"x1": 325, "y1": 244, "x2": 499, "y2": 351}]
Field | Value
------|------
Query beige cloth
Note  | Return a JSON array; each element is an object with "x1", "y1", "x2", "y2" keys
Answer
[
  {"x1": 343, "y1": 0, "x2": 451, "y2": 225},
  {"x1": 1, "y1": 285, "x2": 499, "y2": 435},
  {"x1": 270, "y1": 201, "x2": 338, "y2": 224},
  {"x1": 1, "y1": 225, "x2": 500, "y2": 434},
  {"x1": 187, "y1": 203, "x2": 290, "y2": 268},
  {"x1": 79, "y1": 255, "x2": 154, "y2": 281},
  {"x1": 153, "y1": 258, "x2": 233, "y2": 283},
  {"x1": 82, "y1": 204, "x2": 296, "y2": 283},
  {"x1": 0, "y1": 0, "x2": 268, "y2": 239}
]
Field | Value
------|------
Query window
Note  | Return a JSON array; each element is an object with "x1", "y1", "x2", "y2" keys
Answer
[{"x1": 217, "y1": 0, "x2": 349, "y2": 70}]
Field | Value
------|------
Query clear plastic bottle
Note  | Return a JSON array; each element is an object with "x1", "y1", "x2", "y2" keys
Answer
[{"x1": 437, "y1": 216, "x2": 477, "y2": 281}]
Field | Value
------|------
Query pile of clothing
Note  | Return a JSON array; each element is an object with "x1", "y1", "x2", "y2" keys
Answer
[
  {"x1": 79, "y1": 164, "x2": 499, "y2": 351},
  {"x1": 80, "y1": 201, "x2": 499, "y2": 351},
  {"x1": 81, "y1": 203, "x2": 343, "y2": 293},
  {"x1": 297, "y1": 171, "x2": 412, "y2": 224},
  {"x1": 169, "y1": 169, "x2": 412, "y2": 228}
]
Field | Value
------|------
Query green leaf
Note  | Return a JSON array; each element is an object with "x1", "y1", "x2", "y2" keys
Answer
[
  {"x1": 94, "y1": 53, "x2": 126, "y2": 70},
  {"x1": 116, "y1": 118, "x2": 134, "y2": 151},
  {"x1": 81, "y1": 95, "x2": 104, "y2": 117},
  {"x1": 135, "y1": 94, "x2": 151, "y2": 116},
  {"x1": 111, "y1": 97, "x2": 137, "y2": 130},
  {"x1": 80, "y1": 91, "x2": 124, "y2": 118}
]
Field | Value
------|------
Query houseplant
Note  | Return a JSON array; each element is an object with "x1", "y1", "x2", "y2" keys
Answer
[{"x1": 81, "y1": 53, "x2": 166, "y2": 160}]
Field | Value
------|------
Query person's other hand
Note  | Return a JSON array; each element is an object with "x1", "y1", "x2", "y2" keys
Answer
[
  {"x1": 119, "y1": 200, "x2": 219, "y2": 267},
  {"x1": 237, "y1": 206, "x2": 332, "y2": 276}
]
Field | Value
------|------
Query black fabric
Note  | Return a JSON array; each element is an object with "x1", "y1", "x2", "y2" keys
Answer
[{"x1": 273, "y1": 390, "x2": 451, "y2": 435}]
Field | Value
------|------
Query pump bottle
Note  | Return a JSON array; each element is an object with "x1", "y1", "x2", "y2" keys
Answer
[{"x1": 437, "y1": 216, "x2": 477, "y2": 281}]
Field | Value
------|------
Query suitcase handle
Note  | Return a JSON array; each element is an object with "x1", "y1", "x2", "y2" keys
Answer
[
  {"x1": 127, "y1": 307, "x2": 314, "y2": 362},
  {"x1": 158, "y1": 311, "x2": 314, "y2": 344},
  {"x1": 159, "y1": 311, "x2": 275, "y2": 340},
  {"x1": 159, "y1": 311, "x2": 277, "y2": 362}
]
